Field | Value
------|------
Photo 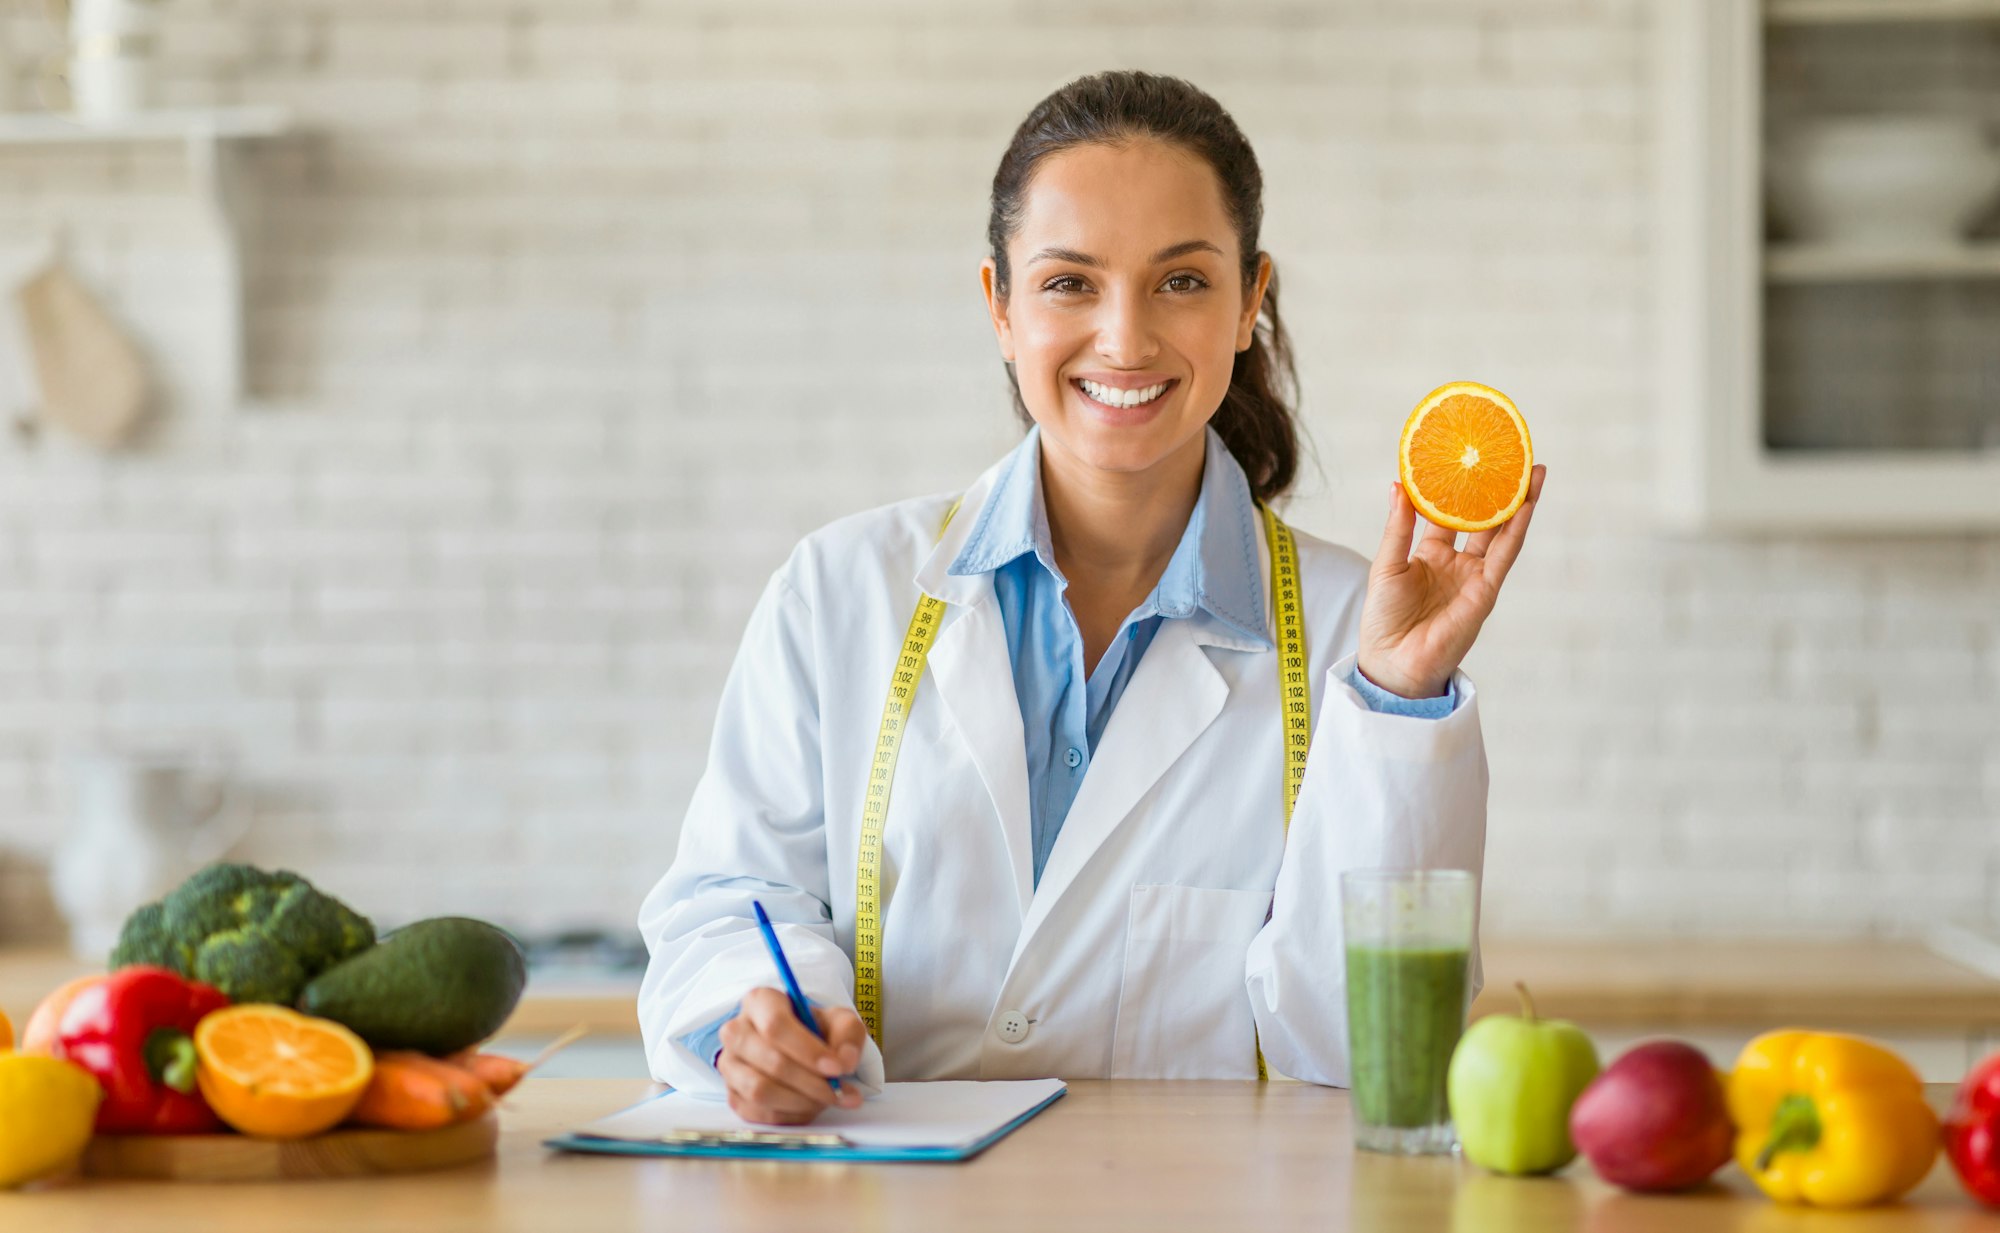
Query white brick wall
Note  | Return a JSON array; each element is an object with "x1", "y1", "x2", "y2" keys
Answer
[{"x1": 0, "y1": 0, "x2": 1993, "y2": 941}]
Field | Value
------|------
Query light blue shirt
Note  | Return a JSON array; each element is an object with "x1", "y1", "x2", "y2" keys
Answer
[{"x1": 681, "y1": 426, "x2": 1457, "y2": 1068}]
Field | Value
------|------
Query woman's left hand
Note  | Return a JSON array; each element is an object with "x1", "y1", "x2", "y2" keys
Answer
[{"x1": 1354, "y1": 464, "x2": 1546, "y2": 700}]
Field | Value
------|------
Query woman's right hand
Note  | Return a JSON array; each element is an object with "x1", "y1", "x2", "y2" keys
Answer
[{"x1": 717, "y1": 987, "x2": 867, "y2": 1124}]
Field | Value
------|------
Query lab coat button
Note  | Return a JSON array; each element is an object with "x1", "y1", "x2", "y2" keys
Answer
[
  {"x1": 1065, "y1": 747, "x2": 1082, "y2": 769},
  {"x1": 996, "y1": 1010, "x2": 1030, "y2": 1044}
]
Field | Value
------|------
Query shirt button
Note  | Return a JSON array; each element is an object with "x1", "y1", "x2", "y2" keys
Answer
[
  {"x1": 1065, "y1": 747, "x2": 1082, "y2": 769},
  {"x1": 996, "y1": 1010, "x2": 1031, "y2": 1044}
]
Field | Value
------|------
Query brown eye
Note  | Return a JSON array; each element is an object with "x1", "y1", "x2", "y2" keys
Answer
[
  {"x1": 1043, "y1": 276, "x2": 1087, "y2": 295},
  {"x1": 1164, "y1": 273, "x2": 1208, "y2": 293}
]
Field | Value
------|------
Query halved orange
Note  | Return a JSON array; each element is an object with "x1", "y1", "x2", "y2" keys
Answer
[
  {"x1": 1398, "y1": 381, "x2": 1533, "y2": 533},
  {"x1": 194, "y1": 1005, "x2": 374, "y2": 1139}
]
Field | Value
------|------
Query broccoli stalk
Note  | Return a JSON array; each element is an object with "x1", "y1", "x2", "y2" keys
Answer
[{"x1": 110, "y1": 863, "x2": 376, "y2": 1005}]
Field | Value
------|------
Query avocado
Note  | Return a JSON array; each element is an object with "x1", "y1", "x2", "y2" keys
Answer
[{"x1": 297, "y1": 916, "x2": 527, "y2": 1055}]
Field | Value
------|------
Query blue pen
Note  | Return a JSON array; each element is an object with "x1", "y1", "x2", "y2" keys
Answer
[{"x1": 751, "y1": 900, "x2": 845, "y2": 1096}]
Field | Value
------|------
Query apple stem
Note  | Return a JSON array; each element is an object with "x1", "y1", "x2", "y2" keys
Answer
[{"x1": 1514, "y1": 981, "x2": 1538, "y2": 1023}]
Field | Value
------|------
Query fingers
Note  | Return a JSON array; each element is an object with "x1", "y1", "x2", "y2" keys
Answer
[
  {"x1": 815, "y1": 1007, "x2": 868, "y2": 1075},
  {"x1": 721, "y1": 1016, "x2": 859, "y2": 1112},
  {"x1": 718, "y1": 1049, "x2": 830, "y2": 1123},
  {"x1": 1373, "y1": 480, "x2": 1417, "y2": 571},
  {"x1": 719, "y1": 990, "x2": 864, "y2": 1120},
  {"x1": 744, "y1": 990, "x2": 850, "y2": 1079},
  {"x1": 1480, "y1": 464, "x2": 1546, "y2": 583}
]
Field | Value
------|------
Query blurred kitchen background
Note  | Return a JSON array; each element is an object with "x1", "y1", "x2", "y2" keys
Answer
[{"x1": 0, "y1": 0, "x2": 1995, "y2": 1078}]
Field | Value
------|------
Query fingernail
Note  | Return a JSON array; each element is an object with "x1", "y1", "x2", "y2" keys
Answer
[
  {"x1": 818, "y1": 1055, "x2": 842, "y2": 1075},
  {"x1": 843, "y1": 1045, "x2": 860, "y2": 1068}
]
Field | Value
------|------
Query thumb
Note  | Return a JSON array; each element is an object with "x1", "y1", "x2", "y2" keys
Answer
[{"x1": 1374, "y1": 479, "x2": 1416, "y2": 572}]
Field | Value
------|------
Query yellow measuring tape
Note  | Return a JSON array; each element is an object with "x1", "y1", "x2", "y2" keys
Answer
[
  {"x1": 853, "y1": 497, "x2": 1310, "y2": 1076},
  {"x1": 852, "y1": 499, "x2": 960, "y2": 1040},
  {"x1": 1256, "y1": 502, "x2": 1310, "y2": 1081}
]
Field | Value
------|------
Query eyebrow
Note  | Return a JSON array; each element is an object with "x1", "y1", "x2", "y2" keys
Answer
[{"x1": 1025, "y1": 239, "x2": 1224, "y2": 269}]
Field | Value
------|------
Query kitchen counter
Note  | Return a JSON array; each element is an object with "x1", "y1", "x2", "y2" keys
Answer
[
  {"x1": 3, "y1": 1078, "x2": 1995, "y2": 1232},
  {"x1": 9, "y1": 936, "x2": 1999, "y2": 1041},
  {"x1": 7, "y1": 940, "x2": 1992, "y2": 1032},
  {"x1": 1470, "y1": 935, "x2": 2000, "y2": 1028},
  {"x1": 0, "y1": 946, "x2": 640, "y2": 1039}
]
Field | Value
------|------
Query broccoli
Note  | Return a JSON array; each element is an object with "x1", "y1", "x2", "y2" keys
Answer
[{"x1": 109, "y1": 863, "x2": 376, "y2": 1005}]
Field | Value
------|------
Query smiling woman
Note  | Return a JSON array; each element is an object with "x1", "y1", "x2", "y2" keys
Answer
[
  {"x1": 981, "y1": 76, "x2": 1296, "y2": 512},
  {"x1": 637, "y1": 70, "x2": 1541, "y2": 1129}
]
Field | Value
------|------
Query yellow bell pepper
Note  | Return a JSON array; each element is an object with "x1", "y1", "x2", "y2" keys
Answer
[{"x1": 1726, "y1": 1029, "x2": 1938, "y2": 1208}]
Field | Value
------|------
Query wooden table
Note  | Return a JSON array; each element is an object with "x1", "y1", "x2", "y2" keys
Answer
[{"x1": 4, "y1": 1079, "x2": 1997, "y2": 1232}]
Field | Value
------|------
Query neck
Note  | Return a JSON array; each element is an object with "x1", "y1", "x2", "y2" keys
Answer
[{"x1": 1039, "y1": 430, "x2": 1206, "y2": 593}]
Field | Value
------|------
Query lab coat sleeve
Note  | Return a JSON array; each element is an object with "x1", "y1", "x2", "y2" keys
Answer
[
  {"x1": 1242, "y1": 648, "x2": 1488, "y2": 1087},
  {"x1": 635, "y1": 566, "x2": 887, "y2": 1098}
]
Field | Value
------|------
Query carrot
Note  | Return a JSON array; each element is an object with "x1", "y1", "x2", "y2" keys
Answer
[
  {"x1": 445, "y1": 1025, "x2": 587, "y2": 1098},
  {"x1": 451, "y1": 1051, "x2": 529, "y2": 1097},
  {"x1": 346, "y1": 1051, "x2": 495, "y2": 1131}
]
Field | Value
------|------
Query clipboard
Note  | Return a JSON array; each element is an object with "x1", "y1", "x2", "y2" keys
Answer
[{"x1": 544, "y1": 1079, "x2": 1067, "y2": 1163}]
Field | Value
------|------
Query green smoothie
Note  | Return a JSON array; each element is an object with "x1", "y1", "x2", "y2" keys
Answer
[{"x1": 1344, "y1": 945, "x2": 1470, "y2": 1129}]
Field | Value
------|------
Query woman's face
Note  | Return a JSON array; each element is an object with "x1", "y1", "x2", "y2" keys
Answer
[{"x1": 981, "y1": 138, "x2": 1271, "y2": 488}]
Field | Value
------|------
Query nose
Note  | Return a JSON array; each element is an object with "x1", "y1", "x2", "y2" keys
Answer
[{"x1": 1093, "y1": 283, "x2": 1159, "y2": 367}]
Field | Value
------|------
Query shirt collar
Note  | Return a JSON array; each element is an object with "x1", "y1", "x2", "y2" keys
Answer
[{"x1": 947, "y1": 424, "x2": 1272, "y2": 649}]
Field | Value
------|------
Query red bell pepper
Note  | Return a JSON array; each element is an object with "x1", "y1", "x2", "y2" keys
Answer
[
  {"x1": 1947, "y1": 1049, "x2": 2000, "y2": 1204},
  {"x1": 54, "y1": 964, "x2": 231, "y2": 1134}
]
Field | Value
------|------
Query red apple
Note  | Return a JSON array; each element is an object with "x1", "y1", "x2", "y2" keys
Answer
[{"x1": 1569, "y1": 1040, "x2": 1734, "y2": 1192}]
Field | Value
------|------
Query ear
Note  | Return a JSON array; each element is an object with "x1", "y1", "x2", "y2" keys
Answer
[
  {"x1": 980, "y1": 257, "x2": 1014, "y2": 361},
  {"x1": 1236, "y1": 252, "x2": 1272, "y2": 352}
]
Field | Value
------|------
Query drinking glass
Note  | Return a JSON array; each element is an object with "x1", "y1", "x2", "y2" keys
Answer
[{"x1": 1341, "y1": 868, "x2": 1477, "y2": 1155}]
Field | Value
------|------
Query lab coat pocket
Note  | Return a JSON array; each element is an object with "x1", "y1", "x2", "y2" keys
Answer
[{"x1": 1110, "y1": 883, "x2": 1271, "y2": 1079}]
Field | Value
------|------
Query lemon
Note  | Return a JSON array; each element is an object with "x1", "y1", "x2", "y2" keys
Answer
[{"x1": 0, "y1": 1053, "x2": 101, "y2": 1188}]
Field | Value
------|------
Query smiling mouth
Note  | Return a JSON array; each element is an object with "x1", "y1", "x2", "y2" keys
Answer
[{"x1": 1071, "y1": 378, "x2": 1179, "y2": 411}]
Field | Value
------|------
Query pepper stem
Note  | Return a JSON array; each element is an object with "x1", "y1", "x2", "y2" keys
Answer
[
  {"x1": 144, "y1": 1027, "x2": 200, "y2": 1095},
  {"x1": 1515, "y1": 981, "x2": 1538, "y2": 1023},
  {"x1": 1755, "y1": 1093, "x2": 1822, "y2": 1172}
]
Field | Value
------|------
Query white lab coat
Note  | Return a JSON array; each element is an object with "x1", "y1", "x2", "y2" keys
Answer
[{"x1": 636, "y1": 446, "x2": 1488, "y2": 1096}]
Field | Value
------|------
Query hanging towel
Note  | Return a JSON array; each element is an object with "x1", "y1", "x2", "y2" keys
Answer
[{"x1": 15, "y1": 258, "x2": 151, "y2": 449}]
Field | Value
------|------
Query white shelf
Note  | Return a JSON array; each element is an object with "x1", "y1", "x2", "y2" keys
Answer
[
  {"x1": 1766, "y1": 0, "x2": 2000, "y2": 24},
  {"x1": 0, "y1": 106, "x2": 294, "y2": 411},
  {"x1": 1765, "y1": 240, "x2": 2000, "y2": 283},
  {"x1": 1691, "y1": 451, "x2": 2000, "y2": 532},
  {"x1": 0, "y1": 105, "x2": 291, "y2": 146}
]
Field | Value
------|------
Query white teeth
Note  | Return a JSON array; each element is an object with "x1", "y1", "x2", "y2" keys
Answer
[{"x1": 1079, "y1": 379, "x2": 1169, "y2": 407}]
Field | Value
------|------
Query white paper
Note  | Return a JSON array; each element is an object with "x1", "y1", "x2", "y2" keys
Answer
[{"x1": 572, "y1": 1079, "x2": 1067, "y2": 1150}]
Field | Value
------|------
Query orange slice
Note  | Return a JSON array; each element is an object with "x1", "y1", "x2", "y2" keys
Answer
[
  {"x1": 194, "y1": 1005, "x2": 374, "y2": 1139},
  {"x1": 0, "y1": 1005, "x2": 11, "y2": 1052},
  {"x1": 1397, "y1": 381, "x2": 1533, "y2": 533}
]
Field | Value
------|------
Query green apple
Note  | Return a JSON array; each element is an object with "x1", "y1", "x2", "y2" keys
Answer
[{"x1": 1446, "y1": 982, "x2": 1600, "y2": 1175}]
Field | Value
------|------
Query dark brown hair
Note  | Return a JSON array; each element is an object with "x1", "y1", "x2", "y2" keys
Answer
[{"x1": 986, "y1": 70, "x2": 1302, "y2": 503}]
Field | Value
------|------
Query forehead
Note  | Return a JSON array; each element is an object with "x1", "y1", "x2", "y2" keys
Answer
[{"x1": 1013, "y1": 138, "x2": 1236, "y2": 263}]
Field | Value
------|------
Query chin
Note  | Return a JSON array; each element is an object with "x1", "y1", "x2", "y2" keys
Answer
[{"x1": 1054, "y1": 429, "x2": 1188, "y2": 477}]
